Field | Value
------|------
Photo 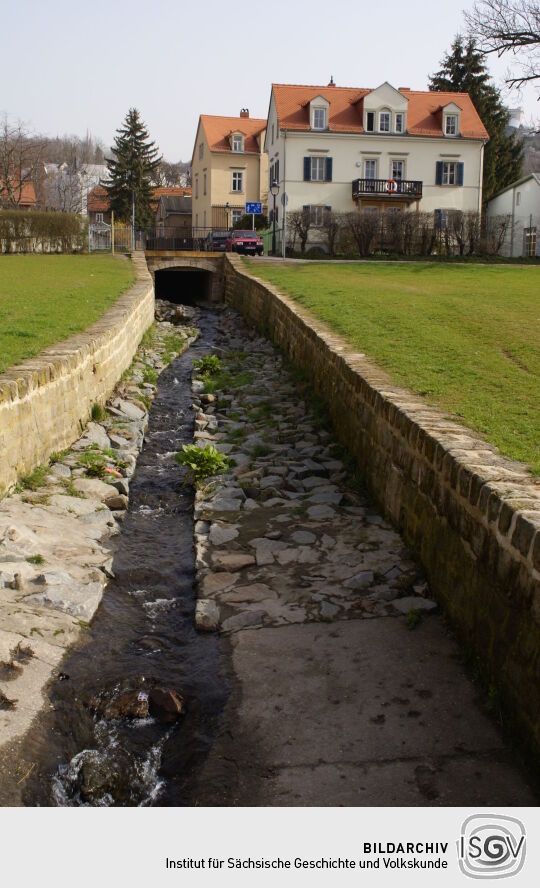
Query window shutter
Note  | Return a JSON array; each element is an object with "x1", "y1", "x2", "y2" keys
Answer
[
  {"x1": 435, "y1": 162, "x2": 443, "y2": 186},
  {"x1": 457, "y1": 162, "x2": 464, "y2": 186},
  {"x1": 325, "y1": 157, "x2": 333, "y2": 182},
  {"x1": 303, "y1": 157, "x2": 311, "y2": 181}
]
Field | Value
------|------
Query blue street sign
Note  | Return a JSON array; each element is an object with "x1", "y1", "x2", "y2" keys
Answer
[{"x1": 245, "y1": 202, "x2": 262, "y2": 215}]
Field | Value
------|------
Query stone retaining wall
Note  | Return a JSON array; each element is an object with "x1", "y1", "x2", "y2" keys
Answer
[
  {"x1": 224, "y1": 253, "x2": 540, "y2": 761},
  {"x1": 0, "y1": 252, "x2": 154, "y2": 497}
]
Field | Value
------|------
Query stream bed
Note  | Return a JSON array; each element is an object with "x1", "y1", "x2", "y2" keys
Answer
[{"x1": 20, "y1": 307, "x2": 228, "y2": 806}]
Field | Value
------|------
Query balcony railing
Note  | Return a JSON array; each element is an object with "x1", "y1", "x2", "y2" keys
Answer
[{"x1": 352, "y1": 178, "x2": 423, "y2": 200}]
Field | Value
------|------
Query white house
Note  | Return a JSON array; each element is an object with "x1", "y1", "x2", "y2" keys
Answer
[
  {"x1": 264, "y1": 80, "x2": 488, "y2": 243},
  {"x1": 487, "y1": 173, "x2": 540, "y2": 257}
]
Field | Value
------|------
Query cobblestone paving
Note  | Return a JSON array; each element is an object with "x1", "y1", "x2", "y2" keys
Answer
[{"x1": 188, "y1": 307, "x2": 538, "y2": 806}]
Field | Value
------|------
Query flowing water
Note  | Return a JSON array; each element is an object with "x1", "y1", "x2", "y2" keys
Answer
[{"x1": 21, "y1": 307, "x2": 228, "y2": 806}]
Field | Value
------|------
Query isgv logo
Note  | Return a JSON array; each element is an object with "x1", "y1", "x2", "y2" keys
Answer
[{"x1": 458, "y1": 815, "x2": 526, "y2": 879}]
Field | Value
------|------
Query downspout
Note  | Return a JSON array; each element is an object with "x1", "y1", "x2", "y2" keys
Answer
[
  {"x1": 510, "y1": 185, "x2": 516, "y2": 257},
  {"x1": 282, "y1": 130, "x2": 287, "y2": 259},
  {"x1": 478, "y1": 140, "x2": 485, "y2": 214}
]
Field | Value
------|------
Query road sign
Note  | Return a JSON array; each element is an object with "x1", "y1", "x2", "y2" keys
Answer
[{"x1": 245, "y1": 202, "x2": 262, "y2": 215}]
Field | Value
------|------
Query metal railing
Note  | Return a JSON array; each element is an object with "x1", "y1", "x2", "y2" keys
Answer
[{"x1": 352, "y1": 178, "x2": 423, "y2": 199}]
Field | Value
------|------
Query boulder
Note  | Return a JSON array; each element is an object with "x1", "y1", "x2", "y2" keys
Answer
[
  {"x1": 89, "y1": 689, "x2": 149, "y2": 720},
  {"x1": 195, "y1": 598, "x2": 220, "y2": 631},
  {"x1": 149, "y1": 687, "x2": 185, "y2": 723}
]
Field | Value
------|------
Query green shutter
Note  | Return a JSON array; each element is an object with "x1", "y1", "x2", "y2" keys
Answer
[
  {"x1": 325, "y1": 157, "x2": 333, "y2": 182},
  {"x1": 457, "y1": 162, "x2": 464, "y2": 186},
  {"x1": 303, "y1": 157, "x2": 311, "y2": 181},
  {"x1": 435, "y1": 162, "x2": 443, "y2": 185}
]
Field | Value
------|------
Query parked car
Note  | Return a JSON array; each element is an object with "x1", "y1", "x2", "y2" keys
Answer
[
  {"x1": 226, "y1": 230, "x2": 264, "y2": 256},
  {"x1": 205, "y1": 230, "x2": 229, "y2": 252}
]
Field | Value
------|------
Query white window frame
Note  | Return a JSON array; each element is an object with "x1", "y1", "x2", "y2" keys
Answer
[
  {"x1": 365, "y1": 111, "x2": 375, "y2": 132},
  {"x1": 379, "y1": 110, "x2": 390, "y2": 133},
  {"x1": 231, "y1": 171, "x2": 244, "y2": 192},
  {"x1": 309, "y1": 205, "x2": 326, "y2": 227},
  {"x1": 312, "y1": 107, "x2": 326, "y2": 130},
  {"x1": 442, "y1": 162, "x2": 457, "y2": 185},
  {"x1": 516, "y1": 191, "x2": 521, "y2": 206},
  {"x1": 310, "y1": 157, "x2": 325, "y2": 181},
  {"x1": 395, "y1": 113, "x2": 404, "y2": 133},
  {"x1": 445, "y1": 114, "x2": 458, "y2": 136},
  {"x1": 96, "y1": 212, "x2": 103, "y2": 223},
  {"x1": 391, "y1": 160, "x2": 404, "y2": 180},
  {"x1": 364, "y1": 159, "x2": 377, "y2": 179},
  {"x1": 231, "y1": 208, "x2": 243, "y2": 226},
  {"x1": 232, "y1": 134, "x2": 243, "y2": 152}
]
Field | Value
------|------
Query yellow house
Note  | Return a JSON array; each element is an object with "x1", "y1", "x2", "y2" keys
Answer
[{"x1": 191, "y1": 109, "x2": 268, "y2": 232}]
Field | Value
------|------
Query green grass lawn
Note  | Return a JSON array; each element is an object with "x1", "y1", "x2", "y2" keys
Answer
[
  {"x1": 247, "y1": 261, "x2": 540, "y2": 474},
  {"x1": 0, "y1": 255, "x2": 134, "y2": 373}
]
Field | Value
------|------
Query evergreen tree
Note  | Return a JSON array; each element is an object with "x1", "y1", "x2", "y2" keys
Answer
[
  {"x1": 429, "y1": 36, "x2": 523, "y2": 204},
  {"x1": 105, "y1": 108, "x2": 161, "y2": 229}
]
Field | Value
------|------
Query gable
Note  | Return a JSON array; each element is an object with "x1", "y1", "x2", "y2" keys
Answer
[{"x1": 363, "y1": 82, "x2": 408, "y2": 112}]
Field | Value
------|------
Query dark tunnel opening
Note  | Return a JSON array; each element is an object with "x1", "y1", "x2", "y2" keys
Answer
[{"x1": 154, "y1": 268, "x2": 213, "y2": 304}]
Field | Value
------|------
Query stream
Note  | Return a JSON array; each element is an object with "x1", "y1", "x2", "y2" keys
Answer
[{"x1": 21, "y1": 306, "x2": 228, "y2": 806}]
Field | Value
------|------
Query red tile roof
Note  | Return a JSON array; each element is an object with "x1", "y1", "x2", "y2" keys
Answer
[
  {"x1": 0, "y1": 180, "x2": 36, "y2": 207},
  {"x1": 272, "y1": 84, "x2": 489, "y2": 140},
  {"x1": 199, "y1": 114, "x2": 266, "y2": 154},
  {"x1": 88, "y1": 184, "x2": 192, "y2": 214}
]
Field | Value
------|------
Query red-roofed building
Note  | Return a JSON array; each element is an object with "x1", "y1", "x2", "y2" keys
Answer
[
  {"x1": 191, "y1": 110, "x2": 268, "y2": 231},
  {"x1": 265, "y1": 80, "x2": 489, "y2": 240},
  {"x1": 87, "y1": 184, "x2": 192, "y2": 226},
  {"x1": 0, "y1": 180, "x2": 37, "y2": 210}
]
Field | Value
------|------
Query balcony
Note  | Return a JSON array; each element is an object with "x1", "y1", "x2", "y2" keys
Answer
[{"x1": 352, "y1": 178, "x2": 423, "y2": 201}]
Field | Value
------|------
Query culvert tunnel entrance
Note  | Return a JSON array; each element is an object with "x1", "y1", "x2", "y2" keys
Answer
[{"x1": 154, "y1": 268, "x2": 213, "y2": 304}]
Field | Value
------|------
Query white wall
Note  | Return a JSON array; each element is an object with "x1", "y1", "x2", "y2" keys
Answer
[{"x1": 487, "y1": 177, "x2": 540, "y2": 257}]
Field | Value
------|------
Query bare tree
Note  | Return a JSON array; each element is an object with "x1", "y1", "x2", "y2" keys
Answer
[
  {"x1": 41, "y1": 169, "x2": 82, "y2": 213},
  {"x1": 321, "y1": 210, "x2": 343, "y2": 256},
  {"x1": 287, "y1": 209, "x2": 312, "y2": 253},
  {"x1": 345, "y1": 211, "x2": 380, "y2": 256},
  {"x1": 0, "y1": 115, "x2": 46, "y2": 208},
  {"x1": 465, "y1": 0, "x2": 540, "y2": 89},
  {"x1": 482, "y1": 213, "x2": 513, "y2": 253}
]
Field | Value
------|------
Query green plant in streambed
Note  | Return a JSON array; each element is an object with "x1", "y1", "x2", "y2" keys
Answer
[
  {"x1": 405, "y1": 608, "x2": 421, "y2": 630},
  {"x1": 60, "y1": 479, "x2": 86, "y2": 498},
  {"x1": 228, "y1": 427, "x2": 247, "y2": 444},
  {"x1": 20, "y1": 465, "x2": 49, "y2": 491},
  {"x1": 26, "y1": 554, "x2": 45, "y2": 565},
  {"x1": 250, "y1": 443, "x2": 271, "y2": 458},
  {"x1": 49, "y1": 450, "x2": 68, "y2": 465},
  {"x1": 142, "y1": 365, "x2": 158, "y2": 385},
  {"x1": 194, "y1": 354, "x2": 222, "y2": 376},
  {"x1": 140, "y1": 324, "x2": 155, "y2": 349},
  {"x1": 162, "y1": 332, "x2": 187, "y2": 365},
  {"x1": 203, "y1": 369, "x2": 253, "y2": 394},
  {"x1": 91, "y1": 402, "x2": 107, "y2": 422},
  {"x1": 175, "y1": 444, "x2": 230, "y2": 485}
]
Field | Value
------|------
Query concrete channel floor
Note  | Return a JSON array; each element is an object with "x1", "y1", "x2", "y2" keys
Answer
[{"x1": 195, "y1": 616, "x2": 538, "y2": 806}]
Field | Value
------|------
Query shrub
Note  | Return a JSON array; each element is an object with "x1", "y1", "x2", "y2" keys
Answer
[
  {"x1": 193, "y1": 354, "x2": 221, "y2": 375},
  {"x1": 0, "y1": 209, "x2": 88, "y2": 253},
  {"x1": 91, "y1": 402, "x2": 107, "y2": 422},
  {"x1": 174, "y1": 444, "x2": 230, "y2": 484}
]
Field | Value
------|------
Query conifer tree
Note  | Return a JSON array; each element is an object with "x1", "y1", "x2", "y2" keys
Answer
[
  {"x1": 429, "y1": 36, "x2": 523, "y2": 203},
  {"x1": 105, "y1": 108, "x2": 161, "y2": 229}
]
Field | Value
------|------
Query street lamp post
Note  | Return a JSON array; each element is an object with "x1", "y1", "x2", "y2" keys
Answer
[{"x1": 270, "y1": 179, "x2": 279, "y2": 256}]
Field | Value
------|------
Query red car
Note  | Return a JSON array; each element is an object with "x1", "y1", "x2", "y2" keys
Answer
[{"x1": 226, "y1": 230, "x2": 264, "y2": 256}]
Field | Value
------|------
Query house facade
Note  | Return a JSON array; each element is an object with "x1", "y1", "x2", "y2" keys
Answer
[
  {"x1": 265, "y1": 81, "x2": 488, "y2": 240},
  {"x1": 191, "y1": 110, "x2": 268, "y2": 232},
  {"x1": 487, "y1": 173, "x2": 540, "y2": 257},
  {"x1": 155, "y1": 194, "x2": 192, "y2": 234}
]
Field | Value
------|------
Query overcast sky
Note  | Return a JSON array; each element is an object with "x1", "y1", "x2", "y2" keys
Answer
[{"x1": 1, "y1": 0, "x2": 537, "y2": 161}]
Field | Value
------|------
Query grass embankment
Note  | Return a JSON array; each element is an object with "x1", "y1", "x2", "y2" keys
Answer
[
  {"x1": 247, "y1": 262, "x2": 540, "y2": 474},
  {"x1": 0, "y1": 255, "x2": 135, "y2": 373}
]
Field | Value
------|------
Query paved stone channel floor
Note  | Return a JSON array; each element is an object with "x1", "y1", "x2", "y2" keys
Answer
[{"x1": 188, "y1": 308, "x2": 538, "y2": 806}]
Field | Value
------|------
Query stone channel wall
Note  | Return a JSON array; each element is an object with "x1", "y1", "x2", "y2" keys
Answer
[
  {"x1": 224, "y1": 253, "x2": 540, "y2": 761},
  {"x1": 0, "y1": 252, "x2": 154, "y2": 497}
]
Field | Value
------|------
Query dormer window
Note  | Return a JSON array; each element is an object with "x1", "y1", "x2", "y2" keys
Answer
[
  {"x1": 395, "y1": 113, "x2": 404, "y2": 133},
  {"x1": 366, "y1": 112, "x2": 375, "y2": 132},
  {"x1": 445, "y1": 114, "x2": 457, "y2": 136},
  {"x1": 379, "y1": 110, "x2": 390, "y2": 132},
  {"x1": 232, "y1": 134, "x2": 244, "y2": 152},
  {"x1": 313, "y1": 107, "x2": 327, "y2": 130}
]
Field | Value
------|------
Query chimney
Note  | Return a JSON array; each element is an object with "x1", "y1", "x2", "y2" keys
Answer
[
  {"x1": 240, "y1": 108, "x2": 249, "y2": 118},
  {"x1": 398, "y1": 87, "x2": 411, "y2": 91},
  {"x1": 328, "y1": 75, "x2": 336, "y2": 87}
]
